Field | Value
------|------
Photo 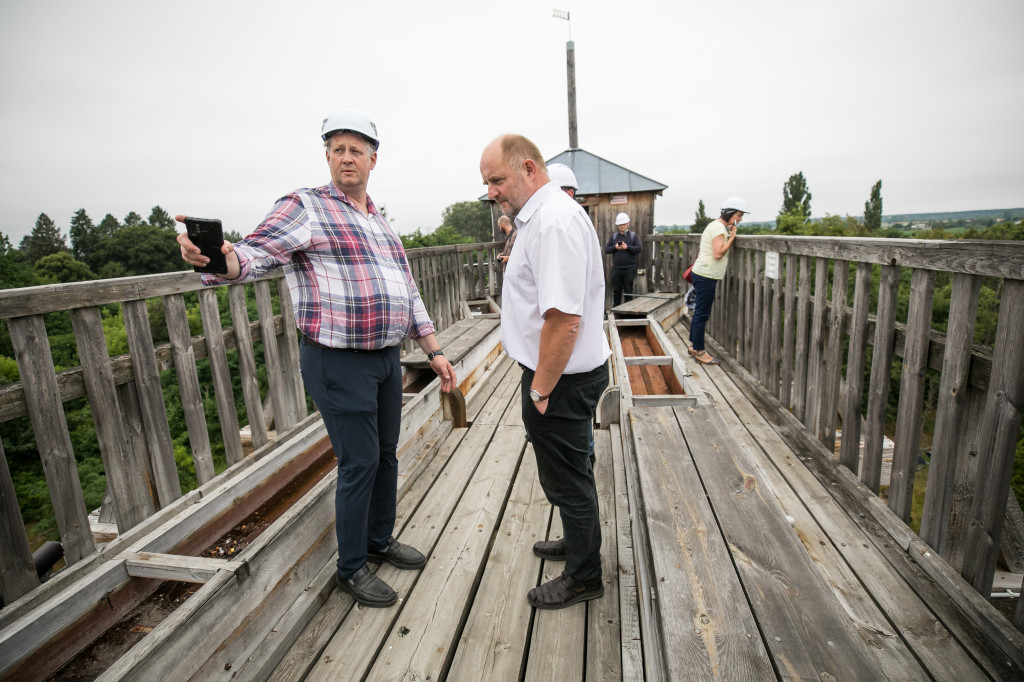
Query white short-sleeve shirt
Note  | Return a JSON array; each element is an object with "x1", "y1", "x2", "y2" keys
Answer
[{"x1": 500, "y1": 182, "x2": 612, "y2": 374}]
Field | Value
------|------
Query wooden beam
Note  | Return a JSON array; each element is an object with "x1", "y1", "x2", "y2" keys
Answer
[{"x1": 122, "y1": 552, "x2": 246, "y2": 583}]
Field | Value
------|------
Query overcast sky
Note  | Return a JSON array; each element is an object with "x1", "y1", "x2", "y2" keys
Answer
[{"x1": 2, "y1": 0, "x2": 1022, "y2": 244}]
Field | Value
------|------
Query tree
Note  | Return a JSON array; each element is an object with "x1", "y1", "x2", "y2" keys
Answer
[
  {"x1": 20, "y1": 213, "x2": 66, "y2": 263},
  {"x1": 691, "y1": 199, "x2": 712, "y2": 233},
  {"x1": 102, "y1": 223, "x2": 188, "y2": 276},
  {"x1": 97, "y1": 213, "x2": 121, "y2": 237},
  {"x1": 440, "y1": 201, "x2": 493, "y2": 243},
  {"x1": 69, "y1": 208, "x2": 105, "y2": 271},
  {"x1": 401, "y1": 225, "x2": 473, "y2": 249},
  {"x1": 864, "y1": 180, "x2": 883, "y2": 233},
  {"x1": 124, "y1": 211, "x2": 143, "y2": 227},
  {"x1": 148, "y1": 205, "x2": 177, "y2": 230},
  {"x1": 0, "y1": 232, "x2": 36, "y2": 290},
  {"x1": 778, "y1": 172, "x2": 812, "y2": 229},
  {"x1": 35, "y1": 251, "x2": 96, "y2": 284}
]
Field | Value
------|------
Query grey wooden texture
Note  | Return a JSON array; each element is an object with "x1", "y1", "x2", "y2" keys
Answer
[
  {"x1": 446, "y1": 449, "x2": 551, "y2": 681},
  {"x1": 961, "y1": 278, "x2": 1024, "y2": 595},
  {"x1": 693, "y1": 324, "x2": 1024, "y2": 680},
  {"x1": 819, "y1": 259, "x2": 848, "y2": 449},
  {"x1": 838, "y1": 262, "x2": 872, "y2": 472},
  {"x1": 198, "y1": 288, "x2": 243, "y2": 465},
  {"x1": 162, "y1": 293, "x2": 216, "y2": 484},
  {"x1": 919, "y1": 273, "x2": 982, "y2": 553},
  {"x1": 609, "y1": 422, "x2": 644, "y2": 680},
  {"x1": 401, "y1": 317, "x2": 500, "y2": 368},
  {"x1": 69, "y1": 306, "x2": 153, "y2": 530},
  {"x1": 630, "y1": 406, "x2": 774, "y2": 680},
  {"x1": 115, "y1": 380, "x2": 155, "y2": 507},
  {"x1": 679, "y1": 403, "x2": 889, "y2": 680},
  {"x1": 0, "y1": 435, "x2": 39, "y2": 603},
  {"x1": 888, "y1": 269, "x2": 936, "y2": 522},
  {"x1": 254, "y1": 279, "x2": 292, "y2": 434},
  {"x1": 275, "y1": 276, "x2": 307, "y2": 424},
  {"x1": 7, "y1": 315, "x2": 95, "y2": 564},
  {"x1": 673, "y1": 324, "x2": 979, "y2": 680},
  {"x1": 769, "y1": 258, "x2": 783, "y2": 396},
  {"x1": 860, "y1": 263, "x2": 899, "y2": 493},
  {"x1": 122, "y1": 551, "x2": 245, "y2": 583},
  {"x1": 944, "y1": 383, "x2": 987, "y2": 571},
  {"x1": 228, "y1": 284, "x2": 269, "y2": 450},
  {"x1": 647, "y1": 234, "x2": 1024, "y2": 279},
  {"x1": 803, "y1": 257, "x2": 828, "y2": 435},
  {"x1": 780, "y1": 253, "x2": 797, "y2": 408},
  {"x1": 122, "y1": 299, "x2": 181, "y2": 507},
  {"x1": 791, "y1": 255, "x2": 811, "y2": 421},
  {"x1": 755, "y1": 251, "x2": 769, "y2": 384}
]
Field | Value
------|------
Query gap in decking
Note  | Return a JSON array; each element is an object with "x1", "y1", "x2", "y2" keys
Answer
[
  {"x1": 46, "y1": 447, "x2": 337, "y2": 680},
  {"x1": 617, "y1": 326, "x2": 686, "y2": 397}
]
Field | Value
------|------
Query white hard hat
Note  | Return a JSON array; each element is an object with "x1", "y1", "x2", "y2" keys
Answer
[
  {"x1": 547, "y1": 162, "x2": 578, "y2": 190},
  {"x1": 321, "y1": 107, "x2": 380, "y2": 149},
  {"x1": 615, "y1": 212, "x2": 630, "y2": 226},
  {"x1": 721, "y1": 196, "x2": 749, "y2": 214}
]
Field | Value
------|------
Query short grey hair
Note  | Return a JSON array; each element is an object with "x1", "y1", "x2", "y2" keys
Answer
[{"x1": 324, "y1": 131, "x2": 376, "y2": 156}]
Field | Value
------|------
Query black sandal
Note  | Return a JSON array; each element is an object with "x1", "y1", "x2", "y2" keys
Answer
[{"x1": 527, "y1": 571, "x2": 603, "y2": 610}]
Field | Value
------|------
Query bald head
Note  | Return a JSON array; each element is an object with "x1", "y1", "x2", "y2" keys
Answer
[{"x1": 480, "y1": 134, "x2": 551, "y2": 218}]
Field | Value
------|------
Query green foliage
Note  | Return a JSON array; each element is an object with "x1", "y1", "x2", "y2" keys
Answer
[
  {"x1": 691, "y1": 199, "x2": 712, "y2": 233},
  {"x1": 0, "y1": 232, "x2": 37, "y2": 289},
  {"x1": 864, "y1": 180, "x2": 883, "y2": 233},
  {"x1": 34, "y1": 251, "x2": 96, "y2": 284},
  {"x1": 101, "y1": 223, "x2": 189, "y2": 276},
  {"x1": 779, "y1": 171, "x2": 812, "y2": 227},
  {"x1": 148, "y1": 205, "x2": 176, "y2": 230},
  {"x1": 775, "y1": 210, "x2": 812, "y2": 235},
  {"x1": 20, "y1": 213, "x2": 67, "y2": 263},
  {"x1": 401, "y1": 224, "x2": 473, "y2": 249},
  {"x1": 124, "y1": 211, "x2": 143, "y2": 227},
  {"x1": 0, "y1": 355, "x2": 19, "y2": 383},
  {"x1": 440, "y1": 201, "x2": 492, "y2": 243}
]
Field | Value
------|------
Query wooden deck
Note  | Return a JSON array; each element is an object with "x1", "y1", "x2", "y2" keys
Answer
[{"x1": 258, "y1": 317, "x2": 1022, "y2": 681}]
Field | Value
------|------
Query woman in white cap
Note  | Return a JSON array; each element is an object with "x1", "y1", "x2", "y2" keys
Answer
[{"x1": 688, "y1": 196, "x2": 747, "y2": 364}]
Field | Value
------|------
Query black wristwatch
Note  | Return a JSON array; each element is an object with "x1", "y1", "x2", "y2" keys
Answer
[{"x1": 427, "y1": 349, "x2": 444, "y2": 361}]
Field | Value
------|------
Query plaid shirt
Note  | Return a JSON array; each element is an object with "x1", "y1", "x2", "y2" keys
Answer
[{"x1": 203, "y1": 182, "x2": 435, "y2": 349}]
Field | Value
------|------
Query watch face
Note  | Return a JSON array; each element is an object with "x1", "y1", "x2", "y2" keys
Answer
[{"x1": 530, "y1": 389, "x2": 541, "y2": 401}]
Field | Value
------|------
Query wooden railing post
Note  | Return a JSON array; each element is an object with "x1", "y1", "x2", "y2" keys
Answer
[
  {"x1": 819, "y1": 259, "x2": 849, "y2": 449},
  {"x1": 197, "y1": 289, "x2": 243, "y2": 466},
  {"x1": 838, "y1": 262, "x2": 873, "y2": 472},
  {"x1": 861, "y1": 263, "x2": 900, "y2": 493},
  {"x1": 961, "y1": 279, "x2": 1024, "y2": 595},
  {"x1": 0, "y1": 435, "x2": 39, "y2": 603}
]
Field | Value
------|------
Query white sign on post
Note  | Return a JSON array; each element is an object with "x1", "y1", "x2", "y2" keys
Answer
[{"x1": 765, "y1": 251, "x2": 780, "y2": 279}]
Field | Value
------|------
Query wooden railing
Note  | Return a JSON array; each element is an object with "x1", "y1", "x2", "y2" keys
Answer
[
  {"x1": 0, "y1": 241, "x2": 502, "y2": 605},
  {"x1": 648, "y1": 234, "x2": 1024, "y2": 601}
]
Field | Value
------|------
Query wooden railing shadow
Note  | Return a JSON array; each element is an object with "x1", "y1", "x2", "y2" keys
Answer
[{"x1": 647, "y1": 233, "x2": 1024, "y2": 628}]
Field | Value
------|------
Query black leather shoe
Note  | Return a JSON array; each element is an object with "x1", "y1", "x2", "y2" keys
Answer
[
  {"x1": 528, "y1": 571, "x2": 604, "y2": 610},
  {"x1": 368, "y1": 536, "x2": 426, "y2": 569},
  {"x1": 336, "y1": 565, "x2": 397, "y2": 607},
  {"x1": 533, "y1": 538, "x2": 567, "y2": 561}
]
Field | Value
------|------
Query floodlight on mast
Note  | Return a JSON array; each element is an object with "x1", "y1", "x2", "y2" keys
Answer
[{"x1": 553, "y1": 9, "x2": 571, "y2": 40}]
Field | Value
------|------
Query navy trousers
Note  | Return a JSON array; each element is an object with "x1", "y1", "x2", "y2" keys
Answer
[
  {"x1": 520, "y1": 362, "x2": 609, "y2": 582},
  {"x1": 300, "y1": 343, "x2": 402, "y2": 579},
  {"x1": 688, "y1": 272, "x2": 719, "y2": 352}
]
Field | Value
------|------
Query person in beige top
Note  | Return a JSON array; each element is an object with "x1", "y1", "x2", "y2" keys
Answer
[{"x1": 688, "y1": 196, "x2": 748, "y2": 365}]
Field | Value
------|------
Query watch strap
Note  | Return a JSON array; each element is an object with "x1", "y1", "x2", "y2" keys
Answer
[{"x1": 427, "y1": 349, "x2": 444, "y2": 361}]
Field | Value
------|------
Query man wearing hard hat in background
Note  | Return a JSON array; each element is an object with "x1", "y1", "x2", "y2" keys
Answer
[
  {"x1": 547, "y1": 162, "x2": 579, "y2": 199},
  {"x1": 175, "y1": 107, "x2": 456, "y2": 608},
  {"x1": 604, "y1": 212, "x2": 642, "y2": 306}
]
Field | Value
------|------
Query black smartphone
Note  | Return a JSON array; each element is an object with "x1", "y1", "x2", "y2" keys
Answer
[{"x1": 184, "y1": 217, "x2": 229, "y2": 275}]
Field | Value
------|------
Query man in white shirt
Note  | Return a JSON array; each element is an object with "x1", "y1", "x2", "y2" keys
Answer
[{"x1": 480, "y1": 134, "x2": 611, "y2": 609}]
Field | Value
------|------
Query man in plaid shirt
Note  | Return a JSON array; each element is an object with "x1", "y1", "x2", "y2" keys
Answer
[{"x1": 177, "y1": 107, "x2": 455, "y2": 608}]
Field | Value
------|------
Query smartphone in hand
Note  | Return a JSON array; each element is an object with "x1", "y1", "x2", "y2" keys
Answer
[{"x1": 184, "y1": 217, "x2": 229, "y2": 274}]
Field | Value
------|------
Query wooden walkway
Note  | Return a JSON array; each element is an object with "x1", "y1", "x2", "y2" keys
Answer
[{"x1": 259, "y1": 318, "x2": 1022, "y2": 681}]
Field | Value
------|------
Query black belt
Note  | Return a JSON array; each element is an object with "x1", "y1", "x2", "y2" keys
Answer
[
  {"x1": 301, "y1": 335, "x2": 394, "y2": 353},
  {"x1": 301, "y1": 335, "x2": 333, "y2": 350}
]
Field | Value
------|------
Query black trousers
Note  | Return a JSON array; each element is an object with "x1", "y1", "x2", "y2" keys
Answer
[
  {"x1": 520, "y1": 362, "x2": 609, "y2": 582},
  {"x1": 610, "y1": 266, "x2": 637, "y2": 306}
]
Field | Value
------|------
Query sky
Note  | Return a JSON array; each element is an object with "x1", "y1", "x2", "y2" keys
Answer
[{"x1": 1, "y1": 0, "x2": 1022, "y2": 244}]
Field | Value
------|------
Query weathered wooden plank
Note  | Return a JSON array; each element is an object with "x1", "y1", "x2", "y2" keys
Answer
[
  {"x1": 162, "y1": 293, "x2": 216, "y2": 485},
  {"x1": 920, "y1": 273, "x2": 982, "y2": 553},
  {"x1": 276, "y1": 275, "x2": 307, "y2": 424},
  {"x1": 838, "y1": 262, "x2": 873, "y2": 472},
  {"x1": 121, "y1": 552, "x2": 245, "y2": 583},
  {"x1": 7, "y1": 315, "x2": 95, "y2": 564},
  {"x1": 647, "y1": 234, "x2": 1024, "y2": 279},
  {"x1": 819, "y1": 259, "x2": 849, "y2": 449},
  {"x1": 630, "y1": 406, "x2": 773, "y2": 679},
  {"x1": 253, "y1": 279, "x2": 293, "y2": 434},
  {"x1": 586, "y1": 428, "x2": 623, "y2": 682},
  {"x1": 961, "y1": 278, "x2": 1024, "y2": 596},
  {"x1": 198, "y1": 288, "x2": 244, "y2": 466},
  {"x1": 754, "y1": 251, "x2": 768, "y2": 384},
  {"x1": 609, "y1": 423, "x2": 643, "y2": 680},
  {"x1": 122, "y1": 299, "x2": 181, "y2": 507},
  {"x1": 401, "y1": 317, "x2": 500, "y2": 368},
  {"x1": 889, "y1": 268, "x2": 936, "y2": 522},
  {"x1": 860, "y1": 263, "x2": 899, "y2": 493},
  {"x1": 228, "y1": 284, "x2": 269, "y2": 450},
  {"x1": 803, "y1": 257, "x2": 828, "y2": 434},
  {"x1": 69, "y1": 306, "x2": 154, "y2": 530},
  {"x1": 769, "y1": 257, "x2": 784, "y2": 397},
  {"x1": 683, "y1": 329, "x2": 979, "y2": 680},
  {"x1": 792, "y1": 255, "x2": 811, "y2": 421},
  {"x1": 0, "y1": 435, "x2": 39, "y2": 604},
  {"x1": 780, "y1": 253, "x2": 797, "y2": 408}
]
